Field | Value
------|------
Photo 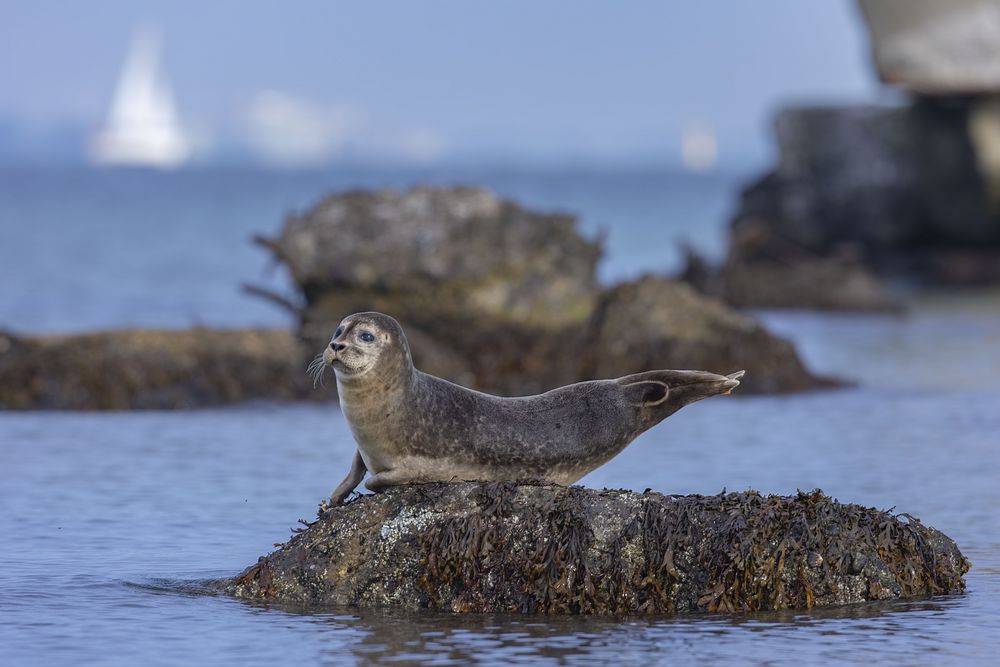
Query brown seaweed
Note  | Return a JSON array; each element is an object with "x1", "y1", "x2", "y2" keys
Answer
[{"x1": 223, "y1": 483, "x2": 969, "y2": 615}]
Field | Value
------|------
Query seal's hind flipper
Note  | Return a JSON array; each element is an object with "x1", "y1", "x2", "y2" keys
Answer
[
  {"x1": 619, "y1": 369, "x2": 743, "y2": 413},
  {"x1": 621, "y1": 380, "x2": 671, "y2": 407}
]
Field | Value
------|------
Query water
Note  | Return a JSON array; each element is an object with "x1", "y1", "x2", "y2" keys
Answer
[
  {"x1": 1, "y1": 167, "x2": 999, "y2": 665},
  {"x1": 0, "y1": 165, "x2": 738, "y2": 332}
]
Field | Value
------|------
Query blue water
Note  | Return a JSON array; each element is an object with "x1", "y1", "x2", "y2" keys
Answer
[
  {"x1": 0, "y1": 165, "x2": 737, "y2": 332},
  {"x1": 1, "y1": 167, "x2": 999, "y2": 665}
]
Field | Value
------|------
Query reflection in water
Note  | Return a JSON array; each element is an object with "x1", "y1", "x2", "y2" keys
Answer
[{"x1": 212, "y1": 595, "x2": 972, "y2": 665}]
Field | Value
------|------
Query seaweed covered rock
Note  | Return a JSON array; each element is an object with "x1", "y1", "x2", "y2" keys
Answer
[
  {"x1": 0, "y1": 328, "x2": 305, "y2": 410},
  {"x1": 224, "y1": 483, "x2": 968, "y2": 614},
  {"x1": 252, "y1": 186, "x2": 830, "y2": 394}
]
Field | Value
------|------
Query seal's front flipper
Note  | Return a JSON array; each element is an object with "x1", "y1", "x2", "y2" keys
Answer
[{"x1": 328, "y1": 449, "x2": 367, "y2": 506}]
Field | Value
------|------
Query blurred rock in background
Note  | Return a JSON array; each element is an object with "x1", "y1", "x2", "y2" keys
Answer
[
  {"x1": 684, "y1": 0, "x2": 1000, "y2": 310},
  {"x1": 251, "y1": 186, "x2": 830, "y2": 397},
  {"x1": 859, "y1": 0, "x2": 1000, "y2": 95},
  {"x1": 0, "y1": 328, "x2": 304, "y2": 410},
  {"x1": 0, "y1": 187, "x2": 831, "y2": 410}
]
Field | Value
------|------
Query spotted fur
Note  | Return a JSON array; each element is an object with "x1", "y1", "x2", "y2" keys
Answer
[{"x1": 323, "y1": 312, "x2": 743, "y2": 505}]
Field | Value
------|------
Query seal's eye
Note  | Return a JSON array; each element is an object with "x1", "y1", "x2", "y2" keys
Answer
[
  {"x1": 359, "y1": 331, "x2": 375, "y2": 343},
  {"x1": 334, "y1": 327, "x2": 343, "y2": 338}
]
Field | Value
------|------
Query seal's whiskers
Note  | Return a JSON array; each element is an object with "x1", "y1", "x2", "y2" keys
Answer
[{"x1": 307, "y1": 353, "x2": 328, "y2": 388}]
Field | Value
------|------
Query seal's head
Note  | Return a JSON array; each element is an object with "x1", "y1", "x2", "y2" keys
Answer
[{"x1": 323, "y1": 312, "x2": 412, "y2": 380}]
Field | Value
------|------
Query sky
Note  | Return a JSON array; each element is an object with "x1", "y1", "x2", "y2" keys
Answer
[{"x1": 0, "y1": 1, "x2": 882, "y2": 167}]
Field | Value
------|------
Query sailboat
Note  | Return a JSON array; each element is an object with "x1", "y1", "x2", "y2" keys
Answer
[
  {"x1": 680, "y1": 124, "x2": 718, "y2": 173},
  {"x1": 89, "y1": 27, "x2": 191, "y2": 168}
]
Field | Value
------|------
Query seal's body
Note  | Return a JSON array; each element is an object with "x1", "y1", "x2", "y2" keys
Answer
[{"x1": 321, "y1": 312, "x2": 743, "y2": 505}]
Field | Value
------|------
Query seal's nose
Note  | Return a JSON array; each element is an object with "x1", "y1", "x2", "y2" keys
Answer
[{"x1": 330, "y1": 342, "x2": 346, "y2": 352}]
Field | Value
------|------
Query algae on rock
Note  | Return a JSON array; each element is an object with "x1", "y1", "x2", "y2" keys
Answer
[
  {"x1": 0, "y1": 328, "x2": 306, "y2": 410},
  {"x1": 224, "y1": 483, "x2": 968, "y2": 615}
]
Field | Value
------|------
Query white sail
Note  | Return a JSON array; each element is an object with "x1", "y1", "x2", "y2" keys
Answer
[
  {"x1": 680, "y1": 124, "x2": 718, "y2": 173},
  {"x1": 89, "y1": 27, "x2": 190, "y2": 168}
]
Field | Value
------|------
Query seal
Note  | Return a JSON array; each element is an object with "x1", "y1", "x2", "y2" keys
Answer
[{"x1": 317, "y1": 312, "x2": 744, "y2": 506}]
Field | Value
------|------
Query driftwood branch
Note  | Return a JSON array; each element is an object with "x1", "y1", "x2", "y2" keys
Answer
[
  {"x1": 251, "y1": 234, "x2": 284, "y2": 259},
  {"x1": 241, "y1": 283, "x2": 303, "y2": 316}
]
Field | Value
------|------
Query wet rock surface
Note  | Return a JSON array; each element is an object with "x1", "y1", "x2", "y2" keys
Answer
[
  {"x1": 223, "y1": 483, "x2": 968, "y2": 614},
  {"x1": 0, "y1": 328, "x2": 306, "y2": 410},
  {"x1": 254, "y1": 186, "x2": 828, "y2": 395}
]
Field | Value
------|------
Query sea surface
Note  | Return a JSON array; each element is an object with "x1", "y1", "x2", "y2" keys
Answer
[{"x1": 1, "y1": 167, "x2": 999, "y2": 665}]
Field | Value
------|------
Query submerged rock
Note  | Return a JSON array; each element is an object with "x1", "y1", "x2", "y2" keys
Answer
[
  {"x1": 224, "y1": 483, "x2": 968, "y2": 614},
  {"x1": 0, "y1": 328, "x2": 305, "y2": 410},
  {"x1": 254, "y1": 186, "x2": 830, "y2": 394}
]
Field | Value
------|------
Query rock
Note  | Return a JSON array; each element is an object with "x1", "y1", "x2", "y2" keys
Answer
[
  {"x1": 858, "y1": 0, "x2": 1000, "y2": 95},
  {"x1": 968, "y1": 95, "x2": 1000, "y2": 206},
  {"x1": 0, "y1": 328, "x2": 306, "y2": 410},
  {"x1": 687, "y1": 103, "x2": 1000, "y2": 308},
  {"x1": 700, "y1": 1, "x2": 1000, "y2": 305},
  {"x1": 264, "y1": 186, "x2": 601, "y2": 329},
  {"x1": 223, "y1": 483, "x2": 969, "y2": 614},
  {"x1": 0, "y1": 186, "x2": 832, "y2": 409},
  {"x1": 682, "y1": 224, "x2": 897, "y2": 312},
  {"x1": 718, "y1": 258, "x2": 896, "y2": 312},
  {"x1": 297, "y1": 289, "x2": 588, "y2": 396},
  {"x1": 585, "y1": 277, "x2": 830, "y2": 393},
  {"x1": 754, "y1": 105, "x2": 995, "y2": 253},
  {"x1": 292, "y1": 276, "x2": 831, "y2": 395},
  {"x1": 254, "y1": 186, "x2": 830, "y2": 394}
]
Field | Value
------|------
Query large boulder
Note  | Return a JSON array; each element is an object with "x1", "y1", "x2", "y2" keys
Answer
[
  {"x1": 295, "y1": 276, "x2": 830, "y2": 396},
  {"x1": 0, "y1": 328, "x2": 305, "y2": 410},
  {"x1": 254, "y1": 187, "x2": 830, "y2": 394},
  {"x1": 585, "y1": 277, "x2": 827, "y2": 393},
  {"x1": 685, "y1": 103, "x2": 1000, "y2": 309},
  {"x1": 858, "y1": 0, "x2": 1000, "y2": 95},
  {"x1": 264, "y1": 186, "x2": 601, "y2": 329},
  {"x1": 691, "y1": 252, "x2": 898, "y2": 312},
  {"x1": 689, "y1": 0, "x2": 1000, "y2": 310},
  {"x1": 751, "y1": 105, "x2": 995, "y2": 253},
  {"x1": 0, "y1": 186, "x2": 830, "y2": 410},
  {"x1": 223, "y1": 483, "x2": 968, "y2": 614}
]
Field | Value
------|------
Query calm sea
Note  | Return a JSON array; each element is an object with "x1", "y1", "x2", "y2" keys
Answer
[{"x1": 1, "y1": 167, "x2": 998, "y2": 665}]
